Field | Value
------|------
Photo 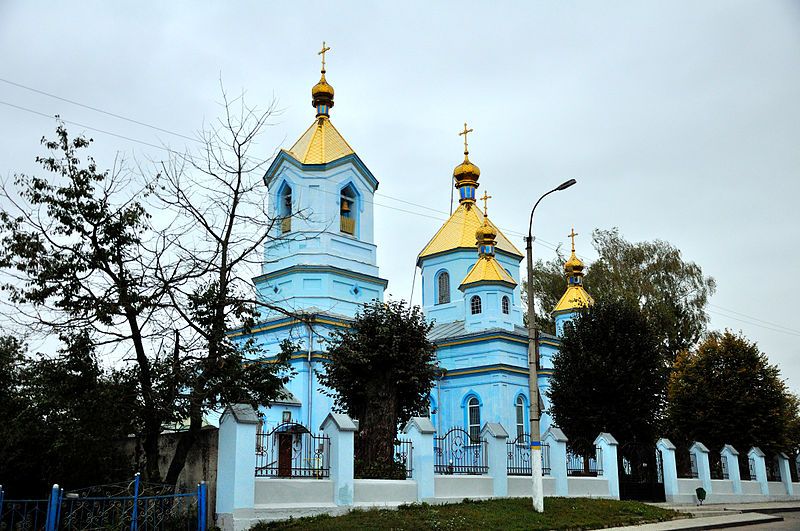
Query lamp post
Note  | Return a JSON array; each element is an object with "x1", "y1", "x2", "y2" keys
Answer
[{"x1": 526, "y1": 178, "x2": 576, "y2": 512}]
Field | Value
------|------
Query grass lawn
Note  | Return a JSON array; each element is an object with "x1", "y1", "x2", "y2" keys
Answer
[{"x1": 253, "y1": 497, "x2": 680, "y2": 530}]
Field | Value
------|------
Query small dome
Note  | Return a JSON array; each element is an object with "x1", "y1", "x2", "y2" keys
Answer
[
  {"x1": 311, "y1": 72, "x2": 334, "y2": 110},
  {"x1": 475, "y1": 218, "x2": 496, "y2": 244},
  {"x1": 564, "y1": 251, "x2": 585, "y2": 277},
  {"x1": 454, "y1": 156, "x2": 480, "y2": 184}
]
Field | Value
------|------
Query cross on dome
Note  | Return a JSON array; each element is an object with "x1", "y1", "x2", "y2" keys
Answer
[
  {"x1": 480, "y1": 191, "x2": 492, "y2": 215},
  {"x1": 318, "y1": 41, "x2": 331, "y2": 73},
  {"x1": 459, "y1": 123, "x2": 473, "y2": 156},
  {"x1": 568, "y1": 227, "x2": 578, "y2": 252}
]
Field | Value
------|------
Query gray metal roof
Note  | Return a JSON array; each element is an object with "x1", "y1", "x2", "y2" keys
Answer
[{"x1": 428, "y1": 320, "x2": 557, "y2": 343}]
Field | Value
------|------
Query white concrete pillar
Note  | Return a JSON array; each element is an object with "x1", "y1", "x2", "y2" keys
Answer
[
  {"x1": 778, "y1": 452, "x2": 793, "y2": 496},
  {"x1": 748, "y1": 447, "x2": 769, "y2": 496},
  {"x1": 402, "y1": 417, "x2": 436, "y2": 502},
  {"x1": 690, "y1": 442, "x2": 712, "y2": 495},
  {"x1": 320, "y1": 412, "x2": 357, "y2": 506},
  {"x1": 657, "y1": 438, "x2": 679, "y2": 501},
  {"x1": 721, "y1": 444, "x2": 742, "y2": 494},
  {"x1": 216, "y1": 404, "x2": 259, "y2": 529},
  {"x1": 544, "y1": 427, "x2": 569, "y2": 497},
  {"x1": 481, "y1": 423, "x2": 509, "y2": 497},
  {"x1": 594, "y1": 433, "x2": 620, "y2": 500}
]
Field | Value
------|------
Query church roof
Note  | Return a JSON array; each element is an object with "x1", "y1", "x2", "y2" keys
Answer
[
  {"x1": 552, "y1": 285, "x2": 593, "y2": 313},
  {"x1": 285, "y1": 117, "x2": 355, "y2": 165},
  {"x1": 428, "y1": 320, "x2": 558, "y2": 343},
  {"x1": 459, "y1": 255, "x2": 517, "y2": 290},
  {"x1": 417, "y1": 203, "x2": 522, "y2": 264}
]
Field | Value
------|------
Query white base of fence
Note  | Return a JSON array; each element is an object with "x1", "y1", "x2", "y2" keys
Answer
[
  {"x1": 434, "y1": 475, "x2": 494, "y2": 500},
  {"x1": 507, "y1": 476, "x2": 556, "y2": 497},
  {"x1": 354, "y1": 479, "x2": 418, "y2": 505},
  {"x1": 567, "y1": 477, "x2": 613, "y2": 498},
  {"x1": 665, "y1": 479, "x2": 800, "y2": 504}
]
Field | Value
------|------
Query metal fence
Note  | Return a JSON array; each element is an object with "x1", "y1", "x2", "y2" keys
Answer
[
  {"x1": 255, "y1": 422, "x2": 330, "y2": 478},
  {"x1": 394, "y1": 438, "x2": 414, "y2": 479},
  {"x1": 0, "y1": 475, "x2": 207, "y2": 531},
  {"x1": 566, "y1": 440, "x2": 602, "y2": 477},
  {"x1": 676, "y1": 449, "x2": 698, "y2": 479},
  {"x1": 765, "y1": 456, "x2": 781, "y2": 482},
  {"x1": 506, "y1": 434, "x2": 550, "y2": 476},
  {"x1": 434, "y1": 427, "x2": 488, "y2": 475},
  {"x1": 709, "y1": 451, "x2": 729, "y2": 480}
]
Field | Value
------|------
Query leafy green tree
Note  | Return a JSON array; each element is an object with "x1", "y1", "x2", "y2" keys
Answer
[
  {"x1": 0, "y1": 119, "x2": 293, "y2": 484},
  {"x1": 548, "y1": 298, "x2": 667, "y2": 453},
  {"x1": 666, "y1": 330, "x2": 800, "y2": 454},
  {"x1": 527, "y1": 228, "x2": 716, "y2": 361},
  {"x1": 319, "y1": 300, "x2": 438, "y2": 478}
]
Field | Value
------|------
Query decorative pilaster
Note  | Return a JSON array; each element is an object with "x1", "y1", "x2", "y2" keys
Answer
[
  {"x1": 403, "y1": 417, "x2": 436, "y2": 501},
  {"x1": 748, "y1": 447, "x2": 769, "y2": 496},
  {"x1": 656, "y1": 438, "x2": 679, "y2": 501},
  {"x1": 481, "y1": 423, "x2": 509, "y2": 497},
  {"x1": 320, "y1": 413, "x2": 357, "y2": 506},
  {"x1": 544, "y1": 427, "x2": 569, "y2": 496},
  {"x1": 594, "y1": 433, "x2": 620, "y2": 499},
  {"x1": 778, "y1": 453, "x2": 793, "y2": 496},
  {"x1": 216, "y1": 404, "x2": 258, "y2": 529},
  {"x1": 690, "y1": 442, "x2": 712, "y2": 495},
  {"x1": 721, "y1": 445, "x2": 742, "y2": 494}
]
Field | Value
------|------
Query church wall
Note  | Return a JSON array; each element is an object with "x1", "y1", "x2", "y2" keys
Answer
[{"x1": 462, "y1": 284, "x2": 520, "y2": 332}]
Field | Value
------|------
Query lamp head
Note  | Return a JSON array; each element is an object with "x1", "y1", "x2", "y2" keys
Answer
[{"x1": 556, "y1": 178, "x2": 577, "y2": 191}]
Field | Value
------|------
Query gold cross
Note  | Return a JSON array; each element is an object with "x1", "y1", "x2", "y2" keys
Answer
[
  {"x1": 480, "y1": 191, "x2": 492, "y2": 214},
  {"x1": 568, "y1": 227, "x2": 578, "y2": 252},
  {"x1": 459, "y1": 122, "x2": 473, "y2": 155},
  {"x1": 318, "y1": 41, "x2": 331, "y2": 72}
]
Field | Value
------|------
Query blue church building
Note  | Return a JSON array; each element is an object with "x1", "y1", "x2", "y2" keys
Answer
[{"x1": 239, "y1": 48, "x2": 594, "y2": 441}]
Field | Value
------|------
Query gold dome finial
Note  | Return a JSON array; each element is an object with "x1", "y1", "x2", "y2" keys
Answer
[
  {"x1": 312, "y1": 41, "x2": 334, "y2": 118},
  {"x1": 475, "y1": 191, "x2": 497, "y2": 256},
  {"x1": 453, "y1": 122, "x2": 480, "y2": 205},
  {"x1": 564, "y1": 227, "x2": 585, "y2": 281}
]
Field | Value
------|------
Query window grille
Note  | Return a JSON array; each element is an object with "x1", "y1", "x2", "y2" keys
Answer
[
  {"x1": 470, "y1": 296, "x2": 482, "y2": 315},
  {"x1": 437, "y1": 272, "x2": 450, "y2": 304},
  {"x1": 502, "y1": 296, "x2": 510, "y2": 314}
]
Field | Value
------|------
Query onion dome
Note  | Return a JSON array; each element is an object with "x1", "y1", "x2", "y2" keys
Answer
[
  {"x1": 454, "y1": 123, "x2": 480, "y2": 204},
  {"x1": 553, "y1": 228, "x2": 594, "y2": 313},
  {"x1": 563, "y1": 227, "x2": 585, "y2": 284},
  {"x1": 312, "y1": 42, "x2": 334, "y2": 117},
  {"x1": 474, "y1": 193, "x2": 497, "y2": 256}
]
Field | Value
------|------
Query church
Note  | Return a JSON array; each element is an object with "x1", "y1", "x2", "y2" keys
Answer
[{"x1": 235, "y1": 45, "x2": 593, "y2": 441}]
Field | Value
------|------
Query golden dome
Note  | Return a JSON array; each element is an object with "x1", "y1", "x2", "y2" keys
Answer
[
  {"x1": 564, "y1": 251, "x2": 585, "y2": 277},
  {"x1": 311, "y1": 72, "x2": 334, "y2": 111},
  {"x1": 454, "y1": 155, "x2": 480, "y2": 183},
  {"x1": 475, "y1": 218, "x2": 496, "y2": 247}
]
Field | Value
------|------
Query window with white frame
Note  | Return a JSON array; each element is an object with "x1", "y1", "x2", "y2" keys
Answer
[
  {"x1": 470, "y1": 295, "x2": 482, "y2": 315},
  {"x1": 502, "y1": 295, "x2": 510, "y2": 314},
  {"x1": 437, "y1": 271, "x2": 450, "y2": 305},
  {"x1": 515, "y1": 395, "x2": 525, "y2": 438},
  {"x1": 467, "y1": 397, "x2": 481, "y2": 441}
]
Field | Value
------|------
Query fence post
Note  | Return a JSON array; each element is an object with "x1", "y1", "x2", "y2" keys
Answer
[
  {"x1": 320, "y1": 412, "x2": 357, "y2": 506},
  {"x1": 543, "y1": 428, "x2": 568, "y2": 496},
  {"x1": 402, "y1": 417, "x2": 436, "y2": 502},
  {"x1": 594, "y1": 433, "x2": 619, "y2": 499},
  {"x1": 778, "y1": 453, "x2": 793, "y2": 496},
  {"x1": 197, "y1": 481, "x2": 208, "y2": 530},
  {"x1": 0, "y1": 484, "x2": 4, "y2": 514},
  {"x1": 748, "y1": 447, "x2": 769, "y2": 496},
  {"x1": 721, "y1": 445, "x2": 742, "y2": 494},
  {"x1": 481, "y1": 423, "x2": 508, "y2": 497},
  {"x1": 690, "y1": 442, "x2": 712, "y2": 496},
  {"x1": 130, "y1": 472, "x2": 141, "y2": 531},
  {"x1": 216, "y1": 404, "x2": 259, "y2": 530},
  {"x1": 44, "y1": 483, "x2": 60, "y2": 531},
  {"x1": 656, "y1": 438, "x2": 679, "y2": 502}
]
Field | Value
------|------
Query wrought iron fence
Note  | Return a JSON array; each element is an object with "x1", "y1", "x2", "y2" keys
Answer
[
  {"x1": 765, "y1": 456, "x2": 781, "y2": 482},
  {"x1": 255, "y1": 422, "x2": 330, "y2": 478},
  {"x1": 676, "y1": 448, "x2": 698, "y2": 479},
  {"x1": 709, "y1": 451, "x2": 729, "y2": 480},
  {"x1": 566, "y1": 440, "x2": 602, "y2": 477},
  {"x1": 394, "y1": 438, "x2": 414, "y2": 479},
  {"x1": 0, "y1": 475, "x2": 207, "y2": 531},
  {"x1": 434, "y1": 427, "x2": 488, "y2": 475},
  {"x1": 506, "y1": 434, "x2": 550, "y2": 476}
]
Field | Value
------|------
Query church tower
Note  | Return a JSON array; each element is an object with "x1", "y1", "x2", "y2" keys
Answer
[
  {"x1": 552, "y1": 228, "x2": 594, "y2": 337},
  {"x1": 258, "y1": 43, "x2": 387, "y2": 318},
  {"x1": 418, "y1": 125, "x2": 523, "y2": 325}
]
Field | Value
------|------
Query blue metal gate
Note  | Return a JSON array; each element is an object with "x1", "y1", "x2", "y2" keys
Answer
[{"x1": 0, "y1": 474, "x2": 208, "y2": 530}]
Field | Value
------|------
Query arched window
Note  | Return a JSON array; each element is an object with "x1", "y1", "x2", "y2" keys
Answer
[
  {"x1": 515, "y1": 395, "x2": 526, "y2": 437},
  {"x1": 436, "y1": 271, "x2": 450, "y2": 305},
  {"x1": 340, "y1": 184, "x2": 357, "y2": 235},
  {"x1": 502, "y1": 295, "x2": 510, "y2": 314},
  {"x1": 278, "y1": 184, "x2": 292, "y2": 233},
  {"x1": 470, "y1": 295, "x2": 482, "y2": 315},
  {"x1": 467, "y1": 397, "x2": 481, "y2": 441}
]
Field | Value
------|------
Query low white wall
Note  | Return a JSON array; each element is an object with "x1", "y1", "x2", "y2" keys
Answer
[
  {"x1": 353, "y1": 479, "x2": 418, "y2": 505},
  {"x1": 742, "y1": 481, "x2": 762, "y2": 495},
  {"x1": 710, "y1": 479, "x2": 734, "y2": 495},
  {"x1": 677, "y1": 478, "x2": 703, "y2": 494},
  {"x1": 768, "y1": 482, "x2": 786, "y2": 496},
  {"x1": 566, "y1": 477, "x2": 610, "y2": 498},
  {"x1": 434, "y1": 475, "x2": 493, "y2": 500},
  {"x1": 507, "y1": 476, "x2": 555, "y2": 497},
  {"x1": 254, "y1": 478, "x2": 334, "y2": 506}
]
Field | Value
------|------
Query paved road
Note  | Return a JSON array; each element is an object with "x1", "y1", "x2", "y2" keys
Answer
[{"x1": 738, "y1": 511, "x2": 800, "y2": 529}]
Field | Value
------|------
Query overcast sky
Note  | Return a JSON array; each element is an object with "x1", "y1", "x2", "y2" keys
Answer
[{"x1": 2, "y1": 1, "x2": 799, "y2": 391}]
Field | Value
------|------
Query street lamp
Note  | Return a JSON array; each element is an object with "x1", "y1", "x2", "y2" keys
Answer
[{"x1": 525, "y1": 178, "x2": 576, "y2": 512}]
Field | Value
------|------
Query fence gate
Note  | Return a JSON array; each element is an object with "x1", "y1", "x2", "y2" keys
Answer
[{"x1": 618, "y1": 441, "x2": 665, "y2": 502}]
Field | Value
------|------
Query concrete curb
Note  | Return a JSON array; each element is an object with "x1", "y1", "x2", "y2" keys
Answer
[{"x1": 607, "y1": 512, "x2": 783, "y2": 530}]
